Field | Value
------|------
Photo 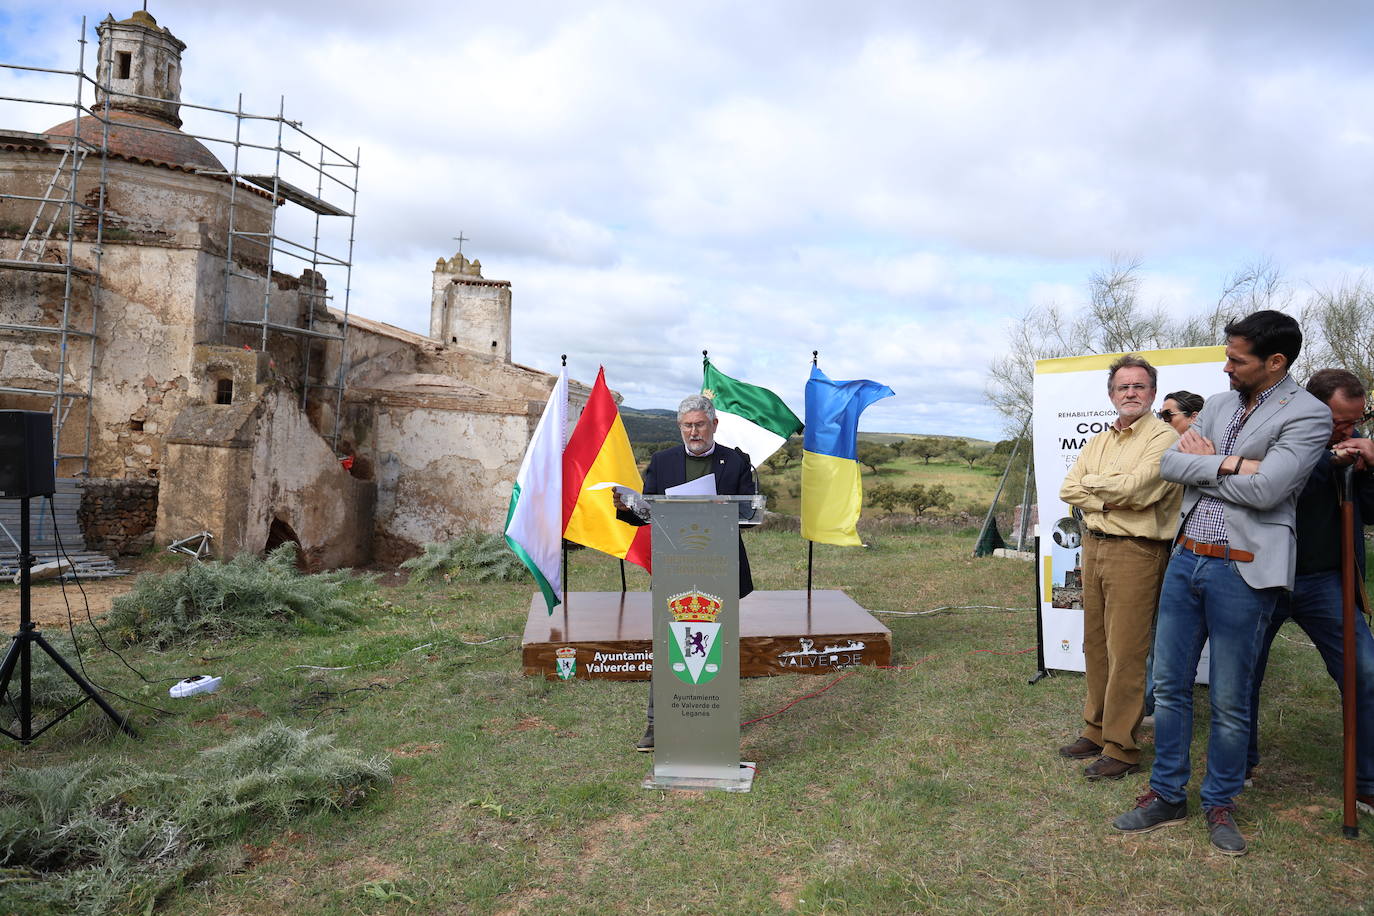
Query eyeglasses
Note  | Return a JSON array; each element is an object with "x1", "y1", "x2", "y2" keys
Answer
[
  {"x1": 1112, "y1": 383, "x2": 1150, "y2": 394},
  {"x1": 679, "y1": 421, "x2": 711, "y2": 432},
  {"x1": 1157, "y1": 410, "x2": 1176, "y2": 421}
]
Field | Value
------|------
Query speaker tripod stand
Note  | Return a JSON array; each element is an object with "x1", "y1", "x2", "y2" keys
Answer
[{"x1": 0, "y1": 496, "x2": 136, "y2": 743}]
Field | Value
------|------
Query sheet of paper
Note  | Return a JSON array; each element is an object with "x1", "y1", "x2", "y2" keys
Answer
[
  {"x1": 587, "y1": 481, "x2": 638, "y2": 495},
  {"x1": 665, "y1": 475, "x2": 717, "y2": 496}
]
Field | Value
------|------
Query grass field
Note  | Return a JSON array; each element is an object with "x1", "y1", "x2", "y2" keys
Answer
[
  {"x1": 761, "y1": 456, "x2": 1009, "y2": 518},
  {"x1": 3, "y1": 531, "x2": 1374, "y2": 914}
]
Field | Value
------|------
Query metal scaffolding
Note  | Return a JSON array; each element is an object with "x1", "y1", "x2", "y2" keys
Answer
[
  {"x1": 0, "y1": 16, "x2": 360, "y2": 469},
  {"x1": 0, "y1": 18, "x2": 109, "y2": 477},
  {"x1": 216, "y1": 96, "x2": 360, "y2": 453}
]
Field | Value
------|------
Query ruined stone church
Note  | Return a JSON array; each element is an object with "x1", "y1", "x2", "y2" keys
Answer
[{"x1": 0, "y1": 10, "x2": 586, "y2": 568}]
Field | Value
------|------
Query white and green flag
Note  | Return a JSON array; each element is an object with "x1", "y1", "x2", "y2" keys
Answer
[
  {"x1": 504, "y1": 367, "x2": 567, "y2": 613},
  {"x1": 701, "y1": 356, "x2": 804, "y2": 465}
]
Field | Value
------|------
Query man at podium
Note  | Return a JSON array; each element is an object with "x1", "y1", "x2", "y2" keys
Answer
[{"x1": 618, "y1": 393, "x2": 757, "y2": 751}]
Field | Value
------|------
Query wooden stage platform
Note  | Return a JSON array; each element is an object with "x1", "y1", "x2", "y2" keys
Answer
[{"x1": 522, "y1": 590, "x2": 891, "y2": 681}]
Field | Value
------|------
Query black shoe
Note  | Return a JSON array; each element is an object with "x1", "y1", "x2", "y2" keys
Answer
[
  {"x1": 635, "y1": 726, "x2": 654, "y2": 753},
  {"x1": 1059, "y1": 737, "x2": 1103, "y2": 759},
  {"x1": 1205, "y1": 806, "x2": 1247, "y2": 856},
  {"x1": 1113, "y1": 789, "x2": 1188, "y2": 833},
  {"x1": 1084, "y1": 756, "x2": 1140, "y2": 781}
]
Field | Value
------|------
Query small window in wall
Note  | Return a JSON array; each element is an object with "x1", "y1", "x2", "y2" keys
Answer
[
  {"x1": 215, "y1": 378, "x2": 234, "y2": 405},
  {"x1": 116, "y1": 51, "x2": 132, "y2": 80},
  {"x1": 129, "y1": 419, "x2": 144, "y2": 432}
]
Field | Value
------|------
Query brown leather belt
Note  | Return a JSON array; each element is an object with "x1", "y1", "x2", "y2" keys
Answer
[{"x1": 1176, "y1": 535, "x2": 1254, "y2": 563}]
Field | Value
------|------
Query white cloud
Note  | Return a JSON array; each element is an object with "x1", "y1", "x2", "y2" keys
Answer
[{"x1": 4, "y1": 0, "x2": 1374, "y2": 443}]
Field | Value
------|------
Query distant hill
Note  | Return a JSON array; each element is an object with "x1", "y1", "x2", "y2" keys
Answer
[
  {"x1": 619, "y1": 407, "x2": 995, "y2": 449},
  {"x1": 860, "y1": 432, "x2": 995, "y2": 447},
  {"x1": 620, "y1": 407, "x2": 680, "y2": 445}
]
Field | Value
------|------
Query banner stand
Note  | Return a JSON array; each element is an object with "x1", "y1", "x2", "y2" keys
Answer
[
  {"x1": 1028, "y1": 535, "x2": 1052, "y2": 685},
  {"x1": 1033, "y1": 346, "x2": 1225, "y2": 677}
]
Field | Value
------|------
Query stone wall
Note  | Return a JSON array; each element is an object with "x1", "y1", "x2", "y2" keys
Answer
[
  {"x1": 78, "y1": 477, "x2": 158, "y2": 555},
  {"x1": 158, "y1": 368, "x2": 375, "y2": 570}
]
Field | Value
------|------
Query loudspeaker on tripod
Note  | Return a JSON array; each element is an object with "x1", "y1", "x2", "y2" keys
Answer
[{"x1": 0, "y1": 410, "x2": 56, "y2": 499}]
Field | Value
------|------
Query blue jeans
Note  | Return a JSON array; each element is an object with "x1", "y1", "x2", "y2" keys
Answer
[
  {"x1": 1151, "y1": 548, "x2": 1280, "y2": 809},
  {"x1": 1248, "y1": 570, "x2": 1374, "y2": 795}
]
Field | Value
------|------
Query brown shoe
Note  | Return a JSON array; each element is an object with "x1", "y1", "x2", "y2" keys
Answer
[
  {"x1": 1084, "y1": 755, "x2": 1140, "y2": 780},
  {"x1": 1058, "y1": 737, "x2": 1103, "y2": 759}
]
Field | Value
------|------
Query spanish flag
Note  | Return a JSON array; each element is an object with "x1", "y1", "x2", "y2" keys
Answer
[
  {"x1": 562, "y1": 367, "x2": 652, "y2": 570},
  {"x1": 801, "y1": 364, "x2": 894, "y2": 546}
]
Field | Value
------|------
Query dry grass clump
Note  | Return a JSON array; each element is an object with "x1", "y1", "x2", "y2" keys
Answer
[
  {"x1": 0, "y1": 722, "x2": 390, "y2": 915},
  {"x1": 107, "y1": 544, "x2": 374, "y2": 647},
  {"x1": 400, "y1": 531, "x2": 525, "y2": 583}
]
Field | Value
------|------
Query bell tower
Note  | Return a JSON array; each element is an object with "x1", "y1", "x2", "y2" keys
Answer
[
  {"x1": 429, "y1": 251, "x2": 513, "y2": 361},
  {"x1": 95, "y1": 10, "x2": 187, "y2": 127}
]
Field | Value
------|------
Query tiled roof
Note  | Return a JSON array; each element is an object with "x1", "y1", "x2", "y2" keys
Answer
[{"x1": 43, "y1": 109, "x2": 222, "y2": 172}]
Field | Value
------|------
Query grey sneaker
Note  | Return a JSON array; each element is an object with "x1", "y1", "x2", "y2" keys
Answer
[
  {"x1": 1205, "y1": 806, "x2": 1247, "y2": 856},
  {"x1": 1113, "y1": 789, "x2": 1188, "y2": 833},
  {"x1": 635, "y1": 726, "x2": 654, "y2": 753}
]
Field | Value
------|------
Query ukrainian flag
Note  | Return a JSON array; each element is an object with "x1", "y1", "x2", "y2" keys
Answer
[{"x1": 801, "y1": 365, "x2": 894, "y2": 546}]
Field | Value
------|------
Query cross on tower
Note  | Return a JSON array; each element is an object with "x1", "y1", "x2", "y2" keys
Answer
[{"x1": 452, "y1": 232, "x2": 468, "y2": 257}]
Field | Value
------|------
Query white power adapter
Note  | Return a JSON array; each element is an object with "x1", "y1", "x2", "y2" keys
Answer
[{"x1": 169, "y1": 675, "x2": 222, "y2": 698}]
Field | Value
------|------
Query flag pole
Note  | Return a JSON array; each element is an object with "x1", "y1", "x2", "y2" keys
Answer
[
  {"x1": 805, "y1": 350, "x2": 818, "y2": 598},
  {"x1": 619, "y1": 559, "x2": 627, "y2": 593},
  {"x1": 1339, "y1": 462, "x2": 1359, "y2": 838},
  {"x1": 807, "y1": 541, "x2": 813, "y2": 598},
  {"x1": 561, "y1": 354, "x2": 568, "y2": 612}
]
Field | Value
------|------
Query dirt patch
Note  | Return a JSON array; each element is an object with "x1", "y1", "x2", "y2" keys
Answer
[
  {"x1": 390, "y1": 742, "x2": 442, "y2": 758},
  {"x1": 1273, "y1": 804, "x2": 1326, "y2": 828},
  {"x1": 772, "y1": 871, "x2": 803, "y2": 910},
  {"x1": 0, "y1": 574, "x2": 137, "y2": 631},
  {"x1": 348, "y1": 854, "x2": 406, "y2": 884},
  {"x1": 193, "y1": 708, "x2": 266, "y2": 731},
  {"x1": 242, "y1": 831, "x2": 307, "y2": 868},
  {"x1": 0, "y1": 554, "x2": 169, "y2": 632}
]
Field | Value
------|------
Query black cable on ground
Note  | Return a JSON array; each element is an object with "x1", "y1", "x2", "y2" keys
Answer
[{"x1": 47, "y1": 499, "x2": 176, "y2": 716}]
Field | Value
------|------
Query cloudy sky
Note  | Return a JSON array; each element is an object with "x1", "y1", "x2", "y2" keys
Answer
[{"x1": 2, "y1": 1, "x2": 1373, "y2": 438}]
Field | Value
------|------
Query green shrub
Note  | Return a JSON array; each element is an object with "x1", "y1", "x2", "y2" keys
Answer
[
  {"x1": 401, "y1": 531, "x2": 525, "y2": 583},
  {"x1": 0, "y1": 722, "x2": 389, "y2": 916},
  {"x1": 106, "y1": 543, "x2": 373, "y2": 647}
]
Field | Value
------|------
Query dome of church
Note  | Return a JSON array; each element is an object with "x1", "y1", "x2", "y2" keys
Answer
[{"x1": 42, "y1": 109, "x2": 223, "y2": 173}]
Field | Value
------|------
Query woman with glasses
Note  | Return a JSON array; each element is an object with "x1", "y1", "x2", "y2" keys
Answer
[{"x1": 1157, "y1": 391, "x2": 1204, "y2": 435}]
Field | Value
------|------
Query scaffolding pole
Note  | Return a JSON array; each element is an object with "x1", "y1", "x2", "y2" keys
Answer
[
  {"x1": 0, "y1": 18, "x2": 107, "y2": 478},
  {"x1": 3, "y1": 20, "x2": 360, "y2": 475},
  {"x1": 218, "y1": 92, "x2": 358, "y2": 454}
]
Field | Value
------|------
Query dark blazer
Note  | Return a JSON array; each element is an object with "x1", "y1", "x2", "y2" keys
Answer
[
  {"x1": 1295, "y1": 437, "x2": 1374, "y2": 582},
  {"x1": 625, "y1": 444, "x2": 757, "y2": 598}
]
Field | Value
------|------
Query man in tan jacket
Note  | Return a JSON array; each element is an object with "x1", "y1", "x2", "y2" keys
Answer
[{"x1": 1058, "y1": 354, "x2": 1183, "y2": 780}]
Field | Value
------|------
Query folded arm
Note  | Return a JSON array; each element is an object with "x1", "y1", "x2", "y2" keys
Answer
[
  {"x1": 1164, "y1": 406, "x2": 1332, "y2": 510},
  {"x1": 1076, "y1": 427, "x2": 1179, "y2": 510},
  {"x1": 1059, "y1": 450, "x2": 1105, "y2": 512}
]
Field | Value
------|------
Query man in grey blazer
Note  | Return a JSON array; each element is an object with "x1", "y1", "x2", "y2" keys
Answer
[{"x1": 1112, "y1": 310, "x2": 1331, "y2": 855}]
